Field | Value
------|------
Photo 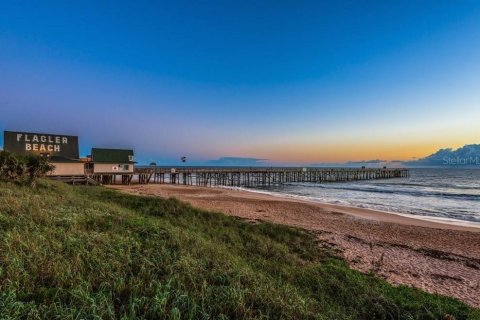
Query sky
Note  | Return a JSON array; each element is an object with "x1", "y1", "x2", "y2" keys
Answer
[{"x1": 1, "y1": 1, "x2": 480, "y2": 165}]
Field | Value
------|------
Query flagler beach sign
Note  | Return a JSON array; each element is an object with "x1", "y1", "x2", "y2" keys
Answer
[{"x1": 3, "y1": 131, "x2": 80, "y2": 159}]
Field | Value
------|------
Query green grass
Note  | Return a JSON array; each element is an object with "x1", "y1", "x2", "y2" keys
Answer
[{"x1": 0, "y1": 180, "x2": 478, "y2": 319}]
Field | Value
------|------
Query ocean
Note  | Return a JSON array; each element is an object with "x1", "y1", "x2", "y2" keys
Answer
[{"x1": 247, "y1": 168, "x2": 480, "y2": 224}]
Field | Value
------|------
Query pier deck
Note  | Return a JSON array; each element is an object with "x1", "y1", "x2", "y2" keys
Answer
[{"x1": 89, "y1": 167, "x2": 409, "y2": 186}]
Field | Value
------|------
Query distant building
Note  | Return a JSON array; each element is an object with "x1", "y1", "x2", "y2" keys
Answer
[
  {"x1": 3, "y1": 131, "x2": 85, "y2": 176},
  {"x1": 89, "y1": 148, "x2": 135, "y2": 174}
]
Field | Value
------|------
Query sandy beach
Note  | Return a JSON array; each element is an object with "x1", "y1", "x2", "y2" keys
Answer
[{"x1": 109, "y1": 184, "x2": 480, "y2": 307}]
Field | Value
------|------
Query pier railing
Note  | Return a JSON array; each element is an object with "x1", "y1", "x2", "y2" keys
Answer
[{"x1": 123, "y1": 167, "x2": 409, "y2": 187}]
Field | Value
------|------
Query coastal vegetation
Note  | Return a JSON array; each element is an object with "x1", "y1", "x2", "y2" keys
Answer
[
  {"x1": 0, "y1": 179, "x2": 478, "y2": 319},
  {"x1": 0, "y1": 151, "x2": 54, "y2": 188}
]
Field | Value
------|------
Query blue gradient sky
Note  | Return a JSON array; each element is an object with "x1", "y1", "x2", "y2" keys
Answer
[{"x1": 1, "y1": 1, "x2": 480, "y2": 165}]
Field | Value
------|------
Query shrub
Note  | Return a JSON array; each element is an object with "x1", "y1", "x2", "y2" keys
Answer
[
  {"x1": 0, "y1": 150, "x2": 26, "y2": 182},
  {"x1": 0, "y1": 151, "x2": 54, "y2": 187},
  {"x1": 24, "y1": 154, "x2": 55, "y2": 188}
]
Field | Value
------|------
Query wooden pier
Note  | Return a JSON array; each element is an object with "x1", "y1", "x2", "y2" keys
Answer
[{"x1": 89, "y1": 167, "x2": 409, "y2": 187}]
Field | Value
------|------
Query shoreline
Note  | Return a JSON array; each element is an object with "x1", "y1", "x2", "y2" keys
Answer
[
  {"x1": 108, "y1": 184, "x2": 480, "y2": 307},
  {"x1": 218, "y1": 185, "x2": 480, "y2": 232}
]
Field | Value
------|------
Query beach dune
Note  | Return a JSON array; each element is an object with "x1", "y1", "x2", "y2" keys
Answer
[{"x1": 109, "y1": 184, "x2": 480, "y2": 307}]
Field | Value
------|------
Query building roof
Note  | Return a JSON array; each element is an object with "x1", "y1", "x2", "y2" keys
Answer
[
  {"x1": 49, "y1": 156, "x2": 84, "y2": 163},
  {"x1": 91, "y1": 148, "x2": 135, "y2": 164}
]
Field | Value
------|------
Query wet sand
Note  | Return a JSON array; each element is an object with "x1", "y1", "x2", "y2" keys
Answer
[{"x1": 109, "y1": 184, "x2": 480, "y2": 307}]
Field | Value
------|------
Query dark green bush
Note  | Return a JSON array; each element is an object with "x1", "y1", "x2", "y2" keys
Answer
[{"x1": 0, "y1": 151, "x2": 54, "y2": 187}]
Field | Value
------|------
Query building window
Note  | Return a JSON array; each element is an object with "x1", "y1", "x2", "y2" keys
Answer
[
  {"x1": 128, "y1": 155, "x2": 134, "y2": 162},
  {"x1": 124, "y1": 165, "x2": 129, "y2": 170}
]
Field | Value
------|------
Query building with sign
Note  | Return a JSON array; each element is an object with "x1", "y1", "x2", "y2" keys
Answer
[
  {"x1": 3, "y1": 131, "x2": 85, "y2": 176},
  {"x1": 89, "y1": 148, "x2": 135, "y2": 174}
]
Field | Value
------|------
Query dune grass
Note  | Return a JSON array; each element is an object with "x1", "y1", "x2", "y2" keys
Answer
[{"x1": 0, "y1": 180, "x2": 478, "y2": 319}]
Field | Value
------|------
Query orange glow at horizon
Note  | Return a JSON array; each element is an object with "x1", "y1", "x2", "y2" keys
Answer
[{"x1": 237, "y1": 138, "x2": 477, "y2": 164}]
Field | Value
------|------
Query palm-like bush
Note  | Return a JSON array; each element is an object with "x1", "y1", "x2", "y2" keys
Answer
[
  {"x1": 0, "y1": 151, "x2": 54, "y2": 187},
  {"x1": 24, "y1": 155, "x2": 55, "y2": 188},
  {"x1": 0, "y1": 151, "x2": 25, "y2": 182}
]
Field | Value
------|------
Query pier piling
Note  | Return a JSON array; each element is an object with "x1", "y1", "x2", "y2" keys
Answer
[{"x1": 96, "y1": 167, "x2": 409, "y2": 186}]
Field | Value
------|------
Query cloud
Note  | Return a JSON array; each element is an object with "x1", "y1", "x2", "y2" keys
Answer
[
  {"x1": 309, "y1": 159, "x2": 402, "y2": 168},
  {"x1": 406, "y1": 144, "x2": 480, "y2": 167},
  {"x1": 346, "y1": 159, "x2": 385, "y2": 164},
  {"x1": 309, "y1": 144, "x2": 480, "y2": 168}
]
